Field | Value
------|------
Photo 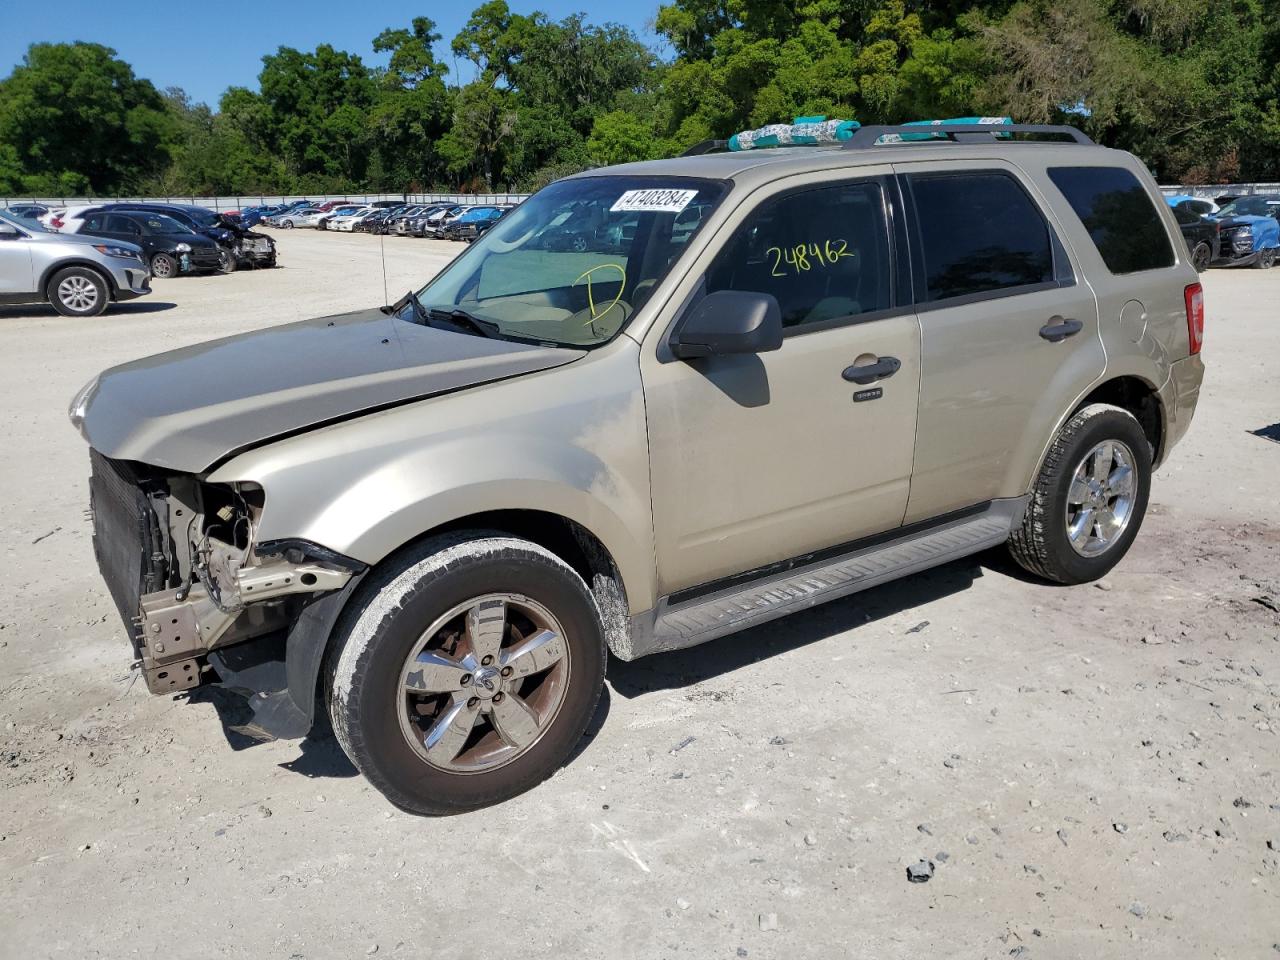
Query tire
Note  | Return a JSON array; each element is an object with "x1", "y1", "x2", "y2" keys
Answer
[
  {"x1": 1007, "y1": 403, "x2": 1151, "y2": 585},
  {"x1": 328, "y1": 533, "x2": 606, "y2": 816},
  {"x1": 1190, "y1": 241, "x2": 1212, "y2": 273},
  {"x1": 150, "y1": 253, "x2": 178, "y2": 279},
  {"x1": 48, "y1": 266, "x2": 109, "y2": 317},
  {"x1": 282, "y1": 219, "x2": 295, "y2": 229},
  {"x1": 218, "y1": 247, "x2": 237, "y2": 274},
  {"x1": 1256, "y1": 248, "x2": 1277, "y2": 270}
]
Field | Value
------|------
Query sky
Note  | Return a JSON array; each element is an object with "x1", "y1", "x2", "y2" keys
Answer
[{"x1": 0, "y1": 0, "x2": 665, "y2": 108}]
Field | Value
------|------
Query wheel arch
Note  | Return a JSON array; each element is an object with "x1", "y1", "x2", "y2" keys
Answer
[
  {"x1": 282, "y1": 508, "x2": 634, "y2": 738},
  {"x1": 39, "y1": 259, "x2": 119, "y2": 301},
  {"x1": 1024, "y1": 373, "x2": 1165, "y2": 495}
]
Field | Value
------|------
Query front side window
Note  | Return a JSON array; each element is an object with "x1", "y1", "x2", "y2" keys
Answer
[
  {"x1": 1047, "y1": 166, "x2": 1175, "y2": 274},
  {"x1": 908, "y1": 172, "x2": 1054, "y2": 302},
  {"x1": 415, "y1": 176, "x2": 727, "y2": 347},
  {"x1": 702, "y1": 180, "x2": 892, "y2": 329}
]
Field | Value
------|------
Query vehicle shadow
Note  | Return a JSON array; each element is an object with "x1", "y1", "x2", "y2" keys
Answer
[
  {"x1": 0, "y1": 301, "x2": 177, "y2": 319},
  {"x1": 607, "y1": 555, "x2": 987, "y2": 698}
]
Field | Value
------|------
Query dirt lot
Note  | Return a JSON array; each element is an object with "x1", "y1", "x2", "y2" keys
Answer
[{"x1": 1, "y1": 229, "x2": 1277, "y2": 959}]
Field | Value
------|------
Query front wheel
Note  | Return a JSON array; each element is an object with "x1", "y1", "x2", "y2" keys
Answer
[
  {"x1": 1008, "y1": 404, "x2": 1151, "y2": 584},
  {"x1": 281, "y1": 219, "x2": 295, "y2": 229},
  {"x1": 1256, "y1": 248, "x2": 1277, "y2": 270},
  {"x1": 48, "y1": 266, "x2": 108, "y2": 317},
  {"x1": 218, "y1": 248, "x2": 237, "y2": 274},
  {"x1": 328, "y1": 534, "x2": 606, "y2": 815},
  {"x1": 150, "y1": 253, "x2": 178, "y2": 279}
]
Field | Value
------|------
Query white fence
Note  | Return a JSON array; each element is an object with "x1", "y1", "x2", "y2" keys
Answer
[
  {"x1": 2, "y1": 192, "x2": 532, "y2": 210},
  {"x1": 1159, "y1": 183, "x2": 1280, "y2": 199}
]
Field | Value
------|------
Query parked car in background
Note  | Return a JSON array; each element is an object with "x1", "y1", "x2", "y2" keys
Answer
[
  {"x1": 1170, "y1": 202, "x2": 1219, "y2": 271},
  {"x1": 389, "y1": 206, "x2": 431, "y2": 235},
  {"x1": 42, "y1": 205, "x2": 98, "y2": 231},
  {"x1": 417, "y1": 205, "x2": 465, "y2": 237},
  {"x1": 269, "y1": 208, "x2": 327, "y2": 229},
  {"x1": 0, "y1": 207, "x2": 150, "y2": 316},
  {"x1": 443, "y1": 206, "x2": 505, "y2": 241},
  {"x1": 76, "y1": 203, "x2": 277, "y2": 271},
  {"x1": 6, "y1": 203, "x2": 49, "y2": 221},
  {"x1": 1211, "y1": 194, "x2": 1280, "y2": 268},
  {"x1": 1163, "y1": 194, "x2": 1218, "y2": 217},
  {"x1": 77, "y1": 210, "x2": 222, "y2": 278},
  {"x1": 326, "y1": 206, "x2": 379, "y2": 232},
  {"x1": 317, "y1": 205, "x2": 366, "y2": 230},
  {"x1": 316, "y1": 200, "x2": 352, "y2": 213}
]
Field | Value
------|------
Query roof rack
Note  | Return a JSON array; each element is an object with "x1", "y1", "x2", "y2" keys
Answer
[
  {"x1": 843, "y1": 123, "x2": 1093, "y2": 149},
  {"x1": 682, "y1": 139, "x2": 729, "y2": 157}
]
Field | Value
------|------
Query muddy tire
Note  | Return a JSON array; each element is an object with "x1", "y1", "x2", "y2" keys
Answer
[
  {"x1": 1008, "y1": 404, "x2": 1151, "y2": 585},
  {"x1": 328, "y1": 533, "x2": 606, "y2": 816}
]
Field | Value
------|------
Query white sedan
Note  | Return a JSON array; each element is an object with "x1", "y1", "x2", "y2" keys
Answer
[{"x1": 327, "y1": 206, "x2": 377, "y2": 232}]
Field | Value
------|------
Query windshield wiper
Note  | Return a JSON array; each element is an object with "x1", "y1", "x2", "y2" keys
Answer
[
  {"x1": 382, "y1": 288, "x2": 430, "y2": 322},
  {"x1": 433, "y1": 307, "x2": 501, "y2": 340}
]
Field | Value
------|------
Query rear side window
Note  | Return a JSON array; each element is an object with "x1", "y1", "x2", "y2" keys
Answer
[
  {"x1": 1048, "y1": 166, "x2": 1174, "y2": 274},
  {"x1": 906, "y1": 172, "x2": 1054, "y2": 302}
]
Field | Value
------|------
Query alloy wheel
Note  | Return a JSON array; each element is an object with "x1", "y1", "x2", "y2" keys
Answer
[
  {"x1": 57, "y1": 275, "x2": 99, "y2": 312},
  {"x1": 397, "y1": 594, "x2": 571, "y2": 774},
  {"x1": 1065, "y1": 439, "x2": 1137, "y2": 557}
]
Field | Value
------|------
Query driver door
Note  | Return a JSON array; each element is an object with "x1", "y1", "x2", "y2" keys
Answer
[{"x1": 641, "y1": 171, "x2": 921, "y2": 595}]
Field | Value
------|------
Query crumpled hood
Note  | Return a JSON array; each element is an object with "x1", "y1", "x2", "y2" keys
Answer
[
  {"x1": 1217, "y1": 214, "x2": 1280, "y2": 253},
  {"x1": 71, "y1": 308, "x2": 584, "y2": 472}
]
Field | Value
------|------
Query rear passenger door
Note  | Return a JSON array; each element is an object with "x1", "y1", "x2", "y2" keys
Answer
[{"x1": 896, "y1": 162, "x2": 1104, "y2": 523}]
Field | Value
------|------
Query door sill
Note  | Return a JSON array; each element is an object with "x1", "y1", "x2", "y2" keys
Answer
[{"x1": 624, "y1": 497, "x2": 1027, "y2": 659}]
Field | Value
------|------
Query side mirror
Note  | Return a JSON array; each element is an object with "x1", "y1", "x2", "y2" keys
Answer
[
  {"x1": 671, "y1": 290, "x2": 784, "y2": 359},
  {"x1": 0, "y1": 222, "x2": 21, "y2": 239}
]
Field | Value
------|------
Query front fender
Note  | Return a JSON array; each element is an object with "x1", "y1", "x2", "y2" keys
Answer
[{"x1": 208, "y1": 342, "x2": 657, "y2": 613}]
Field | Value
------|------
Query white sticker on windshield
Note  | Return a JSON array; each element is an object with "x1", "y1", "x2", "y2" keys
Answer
[{"x1": 610, "y1": 188, "x2": 699, "y2": 214}]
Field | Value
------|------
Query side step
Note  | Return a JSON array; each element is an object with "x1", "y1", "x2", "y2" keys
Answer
[{"x1": 629, "y1": 497, "x2": 1027, "y2": 658}]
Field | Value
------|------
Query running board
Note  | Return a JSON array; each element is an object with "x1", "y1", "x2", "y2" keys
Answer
[{"x1": 624, "y1": 497, "x2": 1027, "y2": 659}]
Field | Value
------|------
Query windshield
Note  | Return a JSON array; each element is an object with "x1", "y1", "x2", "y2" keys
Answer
[
  {"x1": 1218, "y1": 196, "x2": 1280, "y2": 218},
  {"x1": 180, "y1": 208, "x2": 218, "y2": 227},
  {"x1": 141, "y1": 214, "x2": 193, "y2": 234},
  {"x1": 413, "y1": 176, "x2": 726, "y2": 347}
]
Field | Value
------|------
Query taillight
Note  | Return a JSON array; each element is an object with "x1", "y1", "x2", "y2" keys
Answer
[
  {"x1": 1184, "y1": 282, "x2": 1204, "y2": 355},
  {"x1": 51, "y1": 217, "x2": 63, "y2": 228}
]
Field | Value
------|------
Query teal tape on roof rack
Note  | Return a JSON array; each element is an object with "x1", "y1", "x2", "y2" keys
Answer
[{"x1": 728, "y1": 117, "x2": 861, "y2": 151}]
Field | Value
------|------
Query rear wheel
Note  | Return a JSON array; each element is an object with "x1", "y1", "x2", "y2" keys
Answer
[
  {"x1": 218, "y1": 247, "x2": 237, "y2": 274},
  {"x1": 1256, "y1": 248, "x2": 1277, "y2": 269},
  {"x1": 48, "y1": 266, "x2": 108, "y2": 317},
  {"x1": 328, "y1": 534, "x2": 606, "y2": 815},
  {"x1": 1190, "y1": 241, "x2": 1212, "y2": 272},
  {"x1": 150, "y1": 253, "x2": 178, "y2": 279},
  {"x1": 1008, "y1": 404, "x2": 1151, "y2": 584}
]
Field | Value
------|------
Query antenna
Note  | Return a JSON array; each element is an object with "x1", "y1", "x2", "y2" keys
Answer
[{"x1": 380, "y1": 217, "x2": 390, "y2": 309}]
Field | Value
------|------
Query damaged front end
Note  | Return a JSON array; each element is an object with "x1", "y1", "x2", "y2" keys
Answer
[{"x1": 88, "y1": 450, "x2": 361, "y2": 709}]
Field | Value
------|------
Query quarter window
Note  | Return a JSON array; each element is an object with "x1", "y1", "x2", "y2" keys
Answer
[
  {"x1": 907, "y1": 172, "x2": 1054, "y2": 302},
  {"x1": 703, "y1": 181, "x2": 892, "y2": 330},
  {"x1": 1047, "y1": 166, "x2": 1175, "y2": 274}
]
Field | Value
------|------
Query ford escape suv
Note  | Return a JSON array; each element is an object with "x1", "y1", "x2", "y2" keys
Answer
[{"x1": 71, "y1": 124, "x2": 1204, "y2": 815}]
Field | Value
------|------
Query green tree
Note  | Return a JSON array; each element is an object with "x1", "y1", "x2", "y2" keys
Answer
[{"x1": 0, "y1": 42, "x2": 177, "y2": 194}]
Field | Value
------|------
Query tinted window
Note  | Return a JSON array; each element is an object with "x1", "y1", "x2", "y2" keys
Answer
[
  {"x1": 106, "y1": 215, "x2": 141, "y2": 234},
  {"x1": 1172, "y1": 204, "x2": 1201, "y2": 226},
  {"x1": 908, "y1": 172, "x2": 1054, "y2": 301},
  {"x1": 1048, "y1": 166, "x2": 1174, "y2": 274},
  {"x1": 82, "y1": 213, "x2": 107, "y2": 232},
  {"x1": 704, "y1": 181, "x2": 892, "y2": 329}
]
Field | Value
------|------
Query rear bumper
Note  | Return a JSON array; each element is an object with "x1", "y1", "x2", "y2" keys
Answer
[{"x1": 1157, "y1": 353, "x2": 1204, "y2": 465}]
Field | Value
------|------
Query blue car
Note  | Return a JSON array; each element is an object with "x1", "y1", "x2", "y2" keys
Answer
[
  {"x1": 444, "y1": 206, "x2": 506, "y2": 241},
  {"x1": 1211, "y1": 194, "x2": 1280, "y2": 268}
]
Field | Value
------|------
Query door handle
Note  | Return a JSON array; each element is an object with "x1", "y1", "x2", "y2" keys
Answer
[
  {"x1": 842, "y1": 356, "x2": 901, "y2": 384},
  {"x1": 1039, "y1": 317, "x2": 1083, "y2": 342}
]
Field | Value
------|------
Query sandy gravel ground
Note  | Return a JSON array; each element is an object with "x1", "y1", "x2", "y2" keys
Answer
[{"x1": 1, "y1": 229, "x2": 1277, "y2": 959}]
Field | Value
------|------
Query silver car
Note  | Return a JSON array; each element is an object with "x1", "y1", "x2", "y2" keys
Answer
[
  {"x1": 0, "y1": 209, "x2": 151, "y2": 316},
  {"x1": 72, "y1": 124, "x2": 1204, "y2": 814}
]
